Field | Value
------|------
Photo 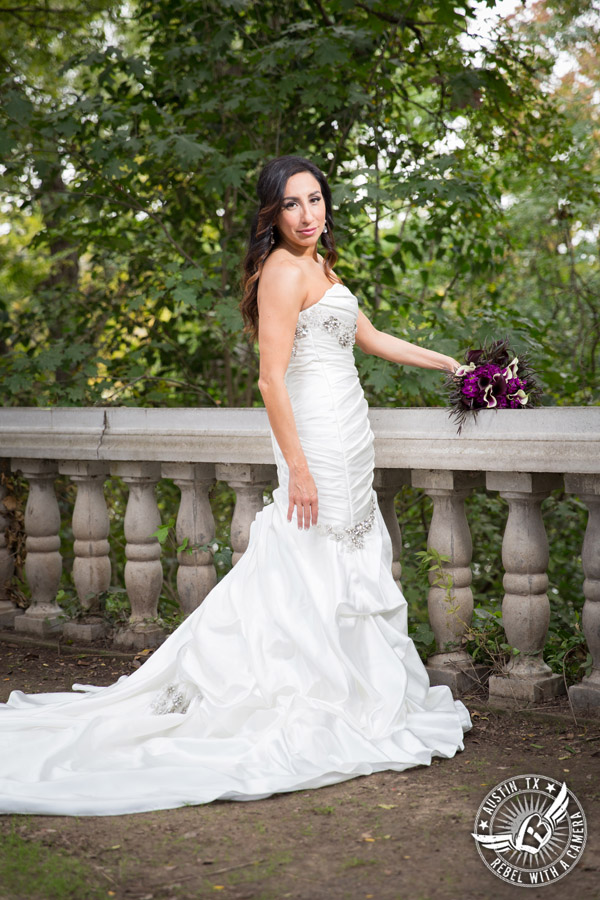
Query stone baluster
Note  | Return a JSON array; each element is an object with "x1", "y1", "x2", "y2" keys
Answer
[
  {"x1": 412, "y1": 469, "x2": 487, "y2": 693},
  {"x1": 110, "y1": 462, "x2": 165, "y2": 650},
  {"x1": 373, "y1": 468, "x2": 410, "y2": 590},
  {"x1": 162, "y1": 463, "x2": 217, "y2": 615},
  {"x1": 486, "y1": 472, "x2": 564, "y2": 706},
  {"x1": 215, "y1": 464, "x2": 277, "y2": 565},
  {"x1": 0, "y1": 459, "x2": 20, "y2": 627},
  {"x1": 12, "y1": 459, "x2": 63, "y2": 636},
  {"x1": 564, "y1": 474, "x2": 600, "y2": 717},
  {"x1": 58, "y1": 461, "x2": 111, "y2": 641}
]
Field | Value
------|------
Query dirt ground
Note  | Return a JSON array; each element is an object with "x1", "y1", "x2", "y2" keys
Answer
[{"x1": 0, "y1": 636, "x2": 599, "y2": 900}]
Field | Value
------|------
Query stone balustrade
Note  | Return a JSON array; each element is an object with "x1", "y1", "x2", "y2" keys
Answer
[{"x1": 0, "y1": 406, "x2": 598, "y2": 717}]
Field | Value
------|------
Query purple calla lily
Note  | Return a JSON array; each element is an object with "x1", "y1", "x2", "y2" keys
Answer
[
  {"x1": 445, "y1": 337, "x2": 541, "y2": 434},
  {"x1": 466, "y1": 348, "x2": 485, "y2": 365}
]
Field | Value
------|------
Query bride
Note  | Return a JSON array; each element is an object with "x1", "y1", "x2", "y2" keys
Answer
[{"x1": 0, "y1": 155, "x2": 472, "y2": 817}]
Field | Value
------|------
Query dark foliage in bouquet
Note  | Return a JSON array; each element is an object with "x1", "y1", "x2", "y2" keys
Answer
[{"x1": 445, "y1": 338, "x2": 543, "y2": 434}]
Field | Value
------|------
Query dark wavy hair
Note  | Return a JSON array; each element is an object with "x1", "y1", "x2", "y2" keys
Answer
[{"x1": 240, "y1": 155, "x2": 338, "y2": 340}]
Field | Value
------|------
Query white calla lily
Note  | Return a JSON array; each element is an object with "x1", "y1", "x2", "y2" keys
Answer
[
  {"x1": 503, "y1": 356, "x2": 519, "y2": 380},
  {"x1": 482, "y1": 384, "x2": 497, "y2": 408},
  {"x1": 454, "y1": 362, "x2": 476, "y2": 377},
  {"x1": 508, "y1": 389, "x2": 528, "y2": 406}
]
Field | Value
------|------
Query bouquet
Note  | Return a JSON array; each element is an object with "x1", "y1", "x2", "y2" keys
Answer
[{"x1": 445, "y1": 338, "x2": 542, "y2": 434}]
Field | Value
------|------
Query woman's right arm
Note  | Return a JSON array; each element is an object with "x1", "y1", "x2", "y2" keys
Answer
[{"x1": 257, "y1": 265, "x2": 319, "y2": 530}]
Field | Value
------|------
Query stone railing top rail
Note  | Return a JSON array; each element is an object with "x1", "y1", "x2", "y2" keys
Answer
[{"x1": 0, "y1": 406, "x2": 598, "y2": 473}]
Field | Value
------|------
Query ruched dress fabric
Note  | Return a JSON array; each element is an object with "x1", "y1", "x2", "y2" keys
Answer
[{"x1": 0, "y1": 283, "x2": 472, "y2": 817}]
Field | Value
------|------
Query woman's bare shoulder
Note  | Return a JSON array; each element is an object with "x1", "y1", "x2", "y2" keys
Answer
[
  {"x1": 261, "y1": 250, "x2": 303, "y2": 281},
  {"x1": 258, "y1": 254, "x2": 307, "y2": 305}
]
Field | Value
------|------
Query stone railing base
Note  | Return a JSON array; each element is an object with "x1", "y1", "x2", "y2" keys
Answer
[
  {"x1": 15, "y1": 612, "x2": 63, "y2": 637},
  {"x1": 569, "y1": 677, "x2": 600, "y2": 718},
  {"x1": 63, "y1": 619, "x2": 108, "y2": 642},
  {"x1": 113, "y1": 622, "x2": 167, "y2": 651},
  {"x1": 0, "y1": 606, "x2": 23, "y2": 628},
  {"x1": 488, "y1": 672, "x2": 565, "y2": 707},
  {"x1": 426, "y1": 659, "x2": 491, "y2": 694}
]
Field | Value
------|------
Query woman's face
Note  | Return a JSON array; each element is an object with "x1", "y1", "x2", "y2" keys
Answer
[{"x1": 274, "y1": 171, "x2": 326, "y2": 251}]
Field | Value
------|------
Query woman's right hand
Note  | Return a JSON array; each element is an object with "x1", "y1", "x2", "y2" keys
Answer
[
  {"x1": 445, "y1": 356, "x2": 462, "y2": 374},
  {"x1": 288, "y1": 465, "x2": 318, "y2": 530}
]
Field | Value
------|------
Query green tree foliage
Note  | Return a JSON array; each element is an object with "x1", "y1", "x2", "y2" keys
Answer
[{"x1": 3, "y1": 0, "x2": 595, "y2": 407}]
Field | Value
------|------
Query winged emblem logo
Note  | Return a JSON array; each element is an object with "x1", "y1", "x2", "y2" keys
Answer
[{"x1": 472, "y1": 781, "x2": 569, "y2": 855}]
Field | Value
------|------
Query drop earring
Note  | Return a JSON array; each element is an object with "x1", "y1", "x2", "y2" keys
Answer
[
  {"x1": 270, "y1": 226, "x2": 275, "y2": 245},
  {"x1": 323, "y1": 223, "x2": 328, "y2": 234}
]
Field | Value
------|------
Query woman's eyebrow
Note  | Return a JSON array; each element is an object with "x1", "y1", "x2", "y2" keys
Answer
[{"x1": 282, "y1": 191, "x2": 322, "y2": 201}]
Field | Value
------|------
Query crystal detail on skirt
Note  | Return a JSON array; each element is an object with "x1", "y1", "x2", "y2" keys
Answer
[
  {"x1": 316, "y1": 496, "x2": 376, "y2": 551},
  {"x1": 292, "y1": 307, "x2": 357, "y2": 357},
  {"x1": 149, "y1": 682, "x2": 193, "y2": 716}
]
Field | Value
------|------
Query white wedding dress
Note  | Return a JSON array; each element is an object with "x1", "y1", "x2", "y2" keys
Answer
[{"x1": 0, "y1": 283, "x2": 472, "y2": 816}]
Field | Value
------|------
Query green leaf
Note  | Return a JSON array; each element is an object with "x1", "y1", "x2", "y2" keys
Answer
[
  {"x1": 151, "y1": 519, "x2": 174, "y2": 545},
  {"x1": 4, "y1": 92, "x2": 33, "y2": 125},
  {"x1": 172, "y1": 284, "x2": 198, "y2": 306},
  {"x1": 172, "y1": 135, "x2": 212, "y2": 164}
]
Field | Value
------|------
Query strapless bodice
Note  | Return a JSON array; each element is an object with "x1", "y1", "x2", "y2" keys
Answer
[
  {"x1": 269, "y1": 282, "x2": 375, "y2": 541},
  {"x1": 290, "y1": 283, "x2": 358, "y2": 364}
]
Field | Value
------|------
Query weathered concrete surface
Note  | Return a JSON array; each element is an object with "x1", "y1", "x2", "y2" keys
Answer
[{"x1": 0, "y1": 406, "x2": 598, "y2": 472}]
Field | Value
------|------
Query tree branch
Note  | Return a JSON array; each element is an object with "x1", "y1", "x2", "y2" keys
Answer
[
  {"x1": 308, "y1": 0, "x2": 333, "y2": 28},
  {"x1": 0, "y1": 6, "x2": 74, "y2": 13},
  {"x1": 355, "y1": 3, "x2": 434, "y2": 28},
  {"x1": 61, "y1": 173, "x2": 201, "y2": 269},
  {"x1": 327, "y1": 24, "x2": 400, "y2": 177},
  {"x1": 95, "y1": 374, "x2": 219, "y2": 407}
]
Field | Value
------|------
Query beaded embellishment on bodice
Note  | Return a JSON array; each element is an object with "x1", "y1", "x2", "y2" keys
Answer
[
  {"x1": 291, "y1": 283, "x2": 358, "y2": 358},
  {"x1": 292, "y1": 307, "x2": 357, "y2": 357}
]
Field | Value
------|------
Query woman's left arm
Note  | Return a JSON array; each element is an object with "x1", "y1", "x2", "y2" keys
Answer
[{"x1": 355, "y1": 309, "x2": 459, "y2": 374}]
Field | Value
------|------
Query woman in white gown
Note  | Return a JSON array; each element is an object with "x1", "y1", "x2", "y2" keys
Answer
[{"x1": 0, "y1": 155, "x2": 472, "y2": 817}]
